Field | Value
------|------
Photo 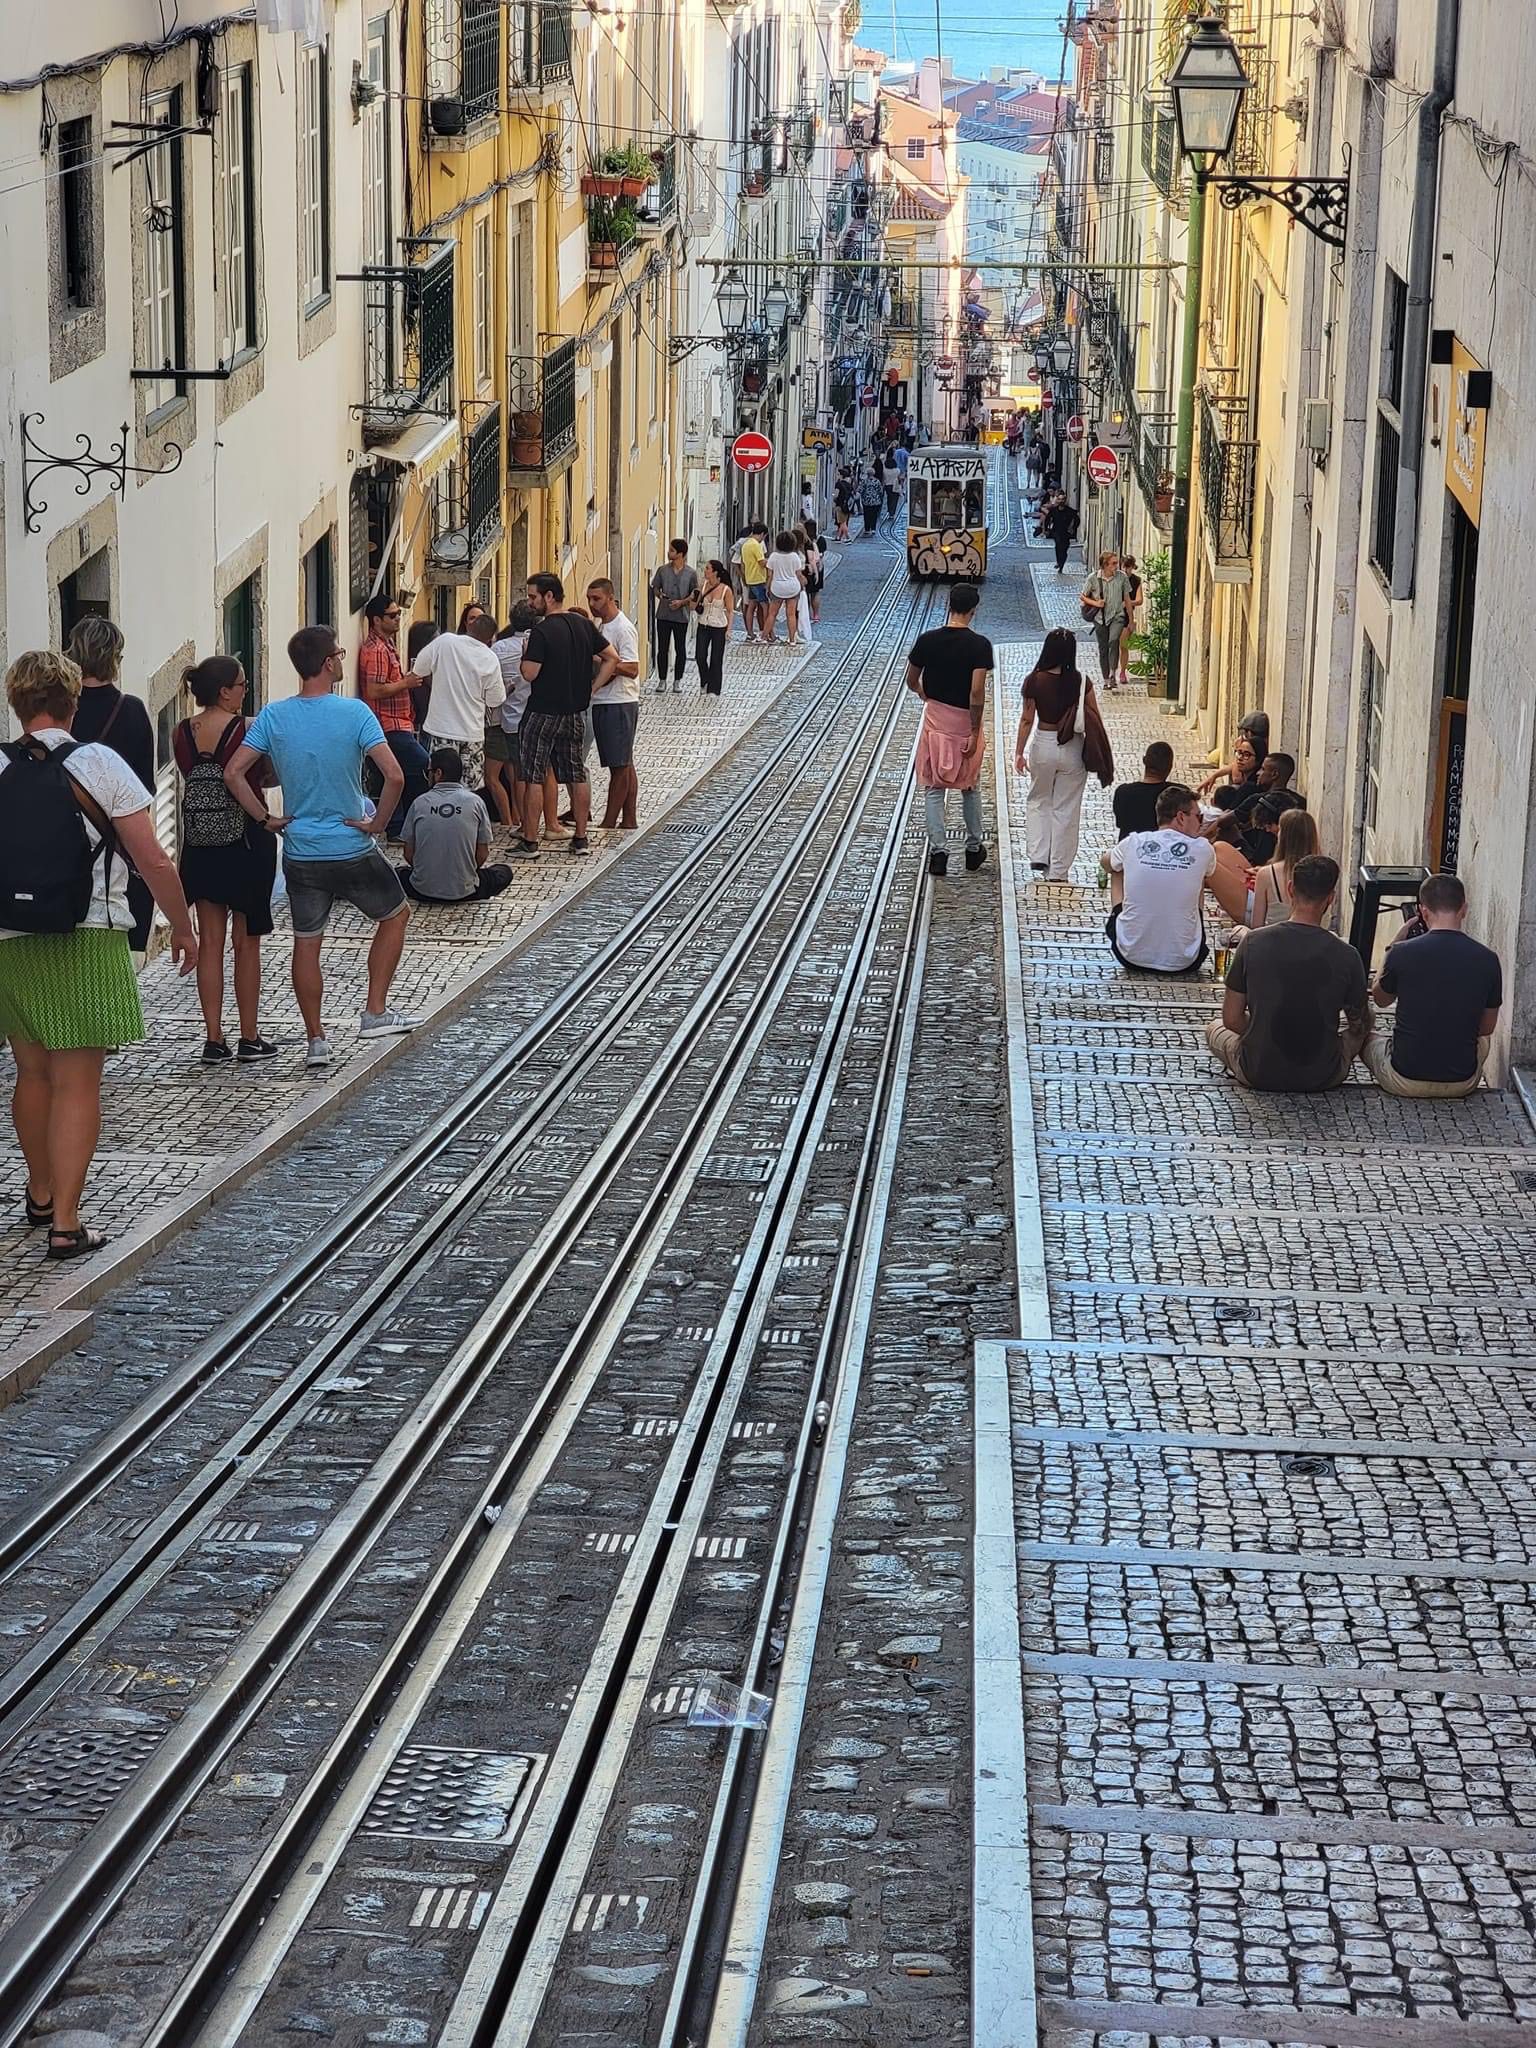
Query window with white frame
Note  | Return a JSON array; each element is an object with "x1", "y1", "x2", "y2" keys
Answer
[
  {"x1": 141, "y1": 89, "x2": 186, "y2": 414},
  {"x1": 298, "y1": 43, "x2": 330, "y2": 308},
  {"x1": 473, "y1": 213, "x2": 492, "y2": 387},
  {"x1": 221, "y1": 63, "x2": 257, "y2": 360},
  {"x1": 906, "y1": 135, "x2": 926, "y2": 161}
]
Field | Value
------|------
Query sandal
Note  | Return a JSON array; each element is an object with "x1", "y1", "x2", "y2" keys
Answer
[
  {"x1": 24, "y1": 1190, "x2": 53, "y2": 1228},
  {"x1": 46, "y1": 1225, "x2": 108, "y2": 1262}
]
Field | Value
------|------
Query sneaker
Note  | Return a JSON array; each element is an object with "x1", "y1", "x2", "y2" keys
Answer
[
  {"x1": 570, "y1": 836, "x2": 593, "y2": 856},
  {"x1": 200, "y1": 1038, "x2": 232, "y2": 1065},
  {"x1": 965, "y1": 845, "x2": 988, "y2": 872},
  {"x1": 558, "y1": 810, "x2": 576, "y2": 828},
  {"x1": 306, "y1": 1036, "x2": 332, "y2": 1069},
  {"x1": 512, "y1": 838, "x2": 541, "y2": 860},
  {"x1": 236, "y1": 1035, "x2": 280, "y2": 1061},
  {"x1": 359, "y1": 1007, "x2": 417, "y2": 1038},
  {"x1": 928, "y1": 849, "x2": 948, "y2": 878}
]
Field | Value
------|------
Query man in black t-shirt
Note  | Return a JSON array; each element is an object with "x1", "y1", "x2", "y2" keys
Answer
[
  {"x1": 1043, "y1": 496, "x2": 1080, "y2": 573},
  {"x1": 1206, "y1": 856, "x2": 1369, "y2": 1090},
  {"x1": 1112, "y1": 740, "x2": 1173, "y2": 839},
  {"x1": 905, "y1": 583, "x2": 994, "y2": 879},
  {"x1": 514, "y1": 573, "x2": 614, "y2": 860},
  {"x1": 1363, "y1": 873, "x2": 1503, "y2": 1096}
]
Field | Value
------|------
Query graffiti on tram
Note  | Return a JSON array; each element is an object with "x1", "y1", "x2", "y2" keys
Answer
[
  {"x1": 908, "y1": 528, "x2": 988, "y2": 579},
  {"x1": 905, "y1": 445, "x2": 989, "y2": 579}
]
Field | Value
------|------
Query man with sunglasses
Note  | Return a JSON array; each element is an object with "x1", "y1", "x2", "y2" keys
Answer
[
  {"x1": 358, "y1": 593, "x2": 429, "y2": 838},
  {"x1": 225, "y1": 625, "x2": 416, "y2": 1069}
]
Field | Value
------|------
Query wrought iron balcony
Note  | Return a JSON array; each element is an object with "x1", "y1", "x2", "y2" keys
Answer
[
  {"x1": 424, "y1": 0, "x2": 500, "y2": 136},
  {"x1": 637, "y1": 138, "x2": 677, "y2": 230},
  {"x1": 426, "y1": 403, "x2": 502, "y2": 584},
  {"x1": 1093, "y1": 124, "x2": 1114, "y2": 189},
  {"x1": 742, "y1": 140, "x2": 773, "y2": 200},
  {"x1": 1198, "y1": 386, "x2": 1257, "y2": 572},
  {"x1": 507, "y1": 341, "x2": 578, "y2": 483},
  {"x1": 508, "y1": 0, "x2": 572, "y2": 86},
  {"x1": 353, "y1": 238, "x2": 455, "y2": 444},
  {"x1": 1140, "y1": 95, "x2": 1184, "y2": 207},
  {"x1": 1129, "y1": 396, "x2": 1176, "y2": 527}
]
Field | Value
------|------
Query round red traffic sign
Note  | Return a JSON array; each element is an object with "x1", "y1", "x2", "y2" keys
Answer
[
  {"x1": 1025, "y1": 366, "x2": 1042, "y2": 384},
  {"x1": 1039, "y1": 389, "x2": 1054, "y2": 409},
  {"x1": 731, "y1": 431, "x2": 774, "y2": 473},
  {"x1": 1065, "y1": 413, "x2": 1086, "y2": 444},
  {"x1": 1086, "y1": 442, "x2": 1121, "y2": 487}
]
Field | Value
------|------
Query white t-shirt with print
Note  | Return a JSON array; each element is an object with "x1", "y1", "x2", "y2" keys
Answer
[
  {"x1": 766, "y1": 550, "x2": 804, "y2": 600},
  {"x1": 1108, "y1": 827, "x2": 1216, "y2": 971},
  {"x1": 0, "y1": 728, "x2": 153, "y2": 941},
  {"x1": 592, "y1": 612, "x2": 642, "y2": 706}
]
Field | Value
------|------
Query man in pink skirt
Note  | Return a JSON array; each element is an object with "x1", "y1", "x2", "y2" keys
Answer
[{"x1": 905, "y1": 583, "x2": 993, "y2": 880}]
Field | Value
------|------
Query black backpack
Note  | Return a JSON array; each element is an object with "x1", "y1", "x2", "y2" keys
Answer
[
  {"x1": 0, "y1": 737, "x2": 115, "y2": 934},
  {"x1": 178, "y1": 716, "x2": 249, "y2": 848}
]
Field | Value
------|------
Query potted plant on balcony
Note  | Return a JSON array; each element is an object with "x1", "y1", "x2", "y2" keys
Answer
[
  {"x1": 587, "y1": 195, "x2": 621, "y2": 268},
  {"x1": 601, "y1": 143, "x2": 655, "y2": 198},
  {"x1": 581, "y1": 166, "x2": 623, "y2": 198},
  {"x1": 510, "y1": 407, "x2": 543, "y2": 466},
  {"x1": 1153, "y1": 470, "x2": 1174, "y2": 518},
  {"x1": 743, "y1": 163, "x2": 770, "y2": 200},
  {"x1": 612, "y1": 198, "x2": 638, "y2": 252},
  {"x1": 429, "y1": 93, "x2": 466, "y2": 137}
]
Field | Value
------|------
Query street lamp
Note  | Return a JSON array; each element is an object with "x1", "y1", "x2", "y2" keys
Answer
[
  {"x1": 718, "y1": 267, "x2": 749, "y2": 335},
  {"x1": 763, "y1": 279, "x2": 792, "y2": 331},
  {"x1": 1050, "y1": 333, "x2": 1074, "y2": 376},
  {"x1": 1162, "y1": 11, "x2": 1350, "y2": 704}
]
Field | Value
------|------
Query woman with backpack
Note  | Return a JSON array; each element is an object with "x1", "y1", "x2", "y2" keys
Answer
[
  {"x1": 172, "y1": 655, "x2": 279, "y2": 1064},
  {"x1": 0, "y1": 650, "x2": 197, "y2": 1260}
]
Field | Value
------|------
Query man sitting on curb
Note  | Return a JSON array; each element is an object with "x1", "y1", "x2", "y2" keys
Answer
[
  {"x1": 1206, "y1": 854, "x2": 1369, "y2": 1090},
  {"x1": 1103, "y1": 783, "x2": 1216, "y2": 975},
  {"x1": 398, "y1": 750, "x2": 512, "y2": 905},
  {"x1": 1112, "y1": 739, "x2": 1174, "y2": 841},
  {"x1": 1363, "y1": 872, "x2": 1502, "y2": 1097}
]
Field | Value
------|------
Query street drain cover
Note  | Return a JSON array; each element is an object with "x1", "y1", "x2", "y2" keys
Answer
[{"x1": 360, "y1": 1744, "x2": 545, "y2": 1843}]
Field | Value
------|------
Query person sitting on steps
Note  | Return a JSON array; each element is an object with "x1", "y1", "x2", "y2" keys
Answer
[{"x1": 1362, "y1": 872, "x2": 1502, "y2": 1098}]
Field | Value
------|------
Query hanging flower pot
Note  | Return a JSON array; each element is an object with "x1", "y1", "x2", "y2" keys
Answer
[
  {"x1": 581, "y1": 172, "x2": 623, "y2": 198},
  {"x1": 619, "y1": 174, "x2": 649, "y2": 197},
  {"x1": 429, "y1": 94, "x2": 466, "y2": 137}
]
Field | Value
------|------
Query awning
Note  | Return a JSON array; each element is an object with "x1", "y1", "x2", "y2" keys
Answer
[{"x1": 371, "y1": 412, "x2": 457, "y2": 479}]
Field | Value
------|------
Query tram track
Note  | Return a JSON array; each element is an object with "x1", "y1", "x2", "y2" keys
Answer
[
  {"x1": 0, "y1": 586, "x2": 940, "y2": 2046},
  {"x1": 0, "y1": 561, "x2": 913, "y2": 1629}
]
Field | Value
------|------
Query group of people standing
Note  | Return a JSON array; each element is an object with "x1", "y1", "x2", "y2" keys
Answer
[{"x1": 733, "y1": 521, "x2": 824, "y2": 649}]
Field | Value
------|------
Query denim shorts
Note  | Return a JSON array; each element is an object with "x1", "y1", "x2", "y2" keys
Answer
[
  {"x1": 284, "y1": 848, "x2": 408, "y2": 936},
  {"x1": 592, "y1": 702, "x2": 639, "y2": 769},
  {"x1": 746, "y1": 582, "x2": 768, "y2": 603}
]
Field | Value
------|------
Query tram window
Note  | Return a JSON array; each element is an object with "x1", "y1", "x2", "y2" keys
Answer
[
  {"x1": 964, "y1": 479, "x2": 985, "y2": 526},
  {"x1": 932, "y1": 481, "x2": 963, "y2": 526},
  {"x1": 909, "y1": 478, "x2": 928, "y2": 525}
]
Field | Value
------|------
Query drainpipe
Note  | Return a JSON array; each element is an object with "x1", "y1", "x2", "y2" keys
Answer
[{"x1": 1390, "y1": 0, "x2": 1459, "y2": 600}]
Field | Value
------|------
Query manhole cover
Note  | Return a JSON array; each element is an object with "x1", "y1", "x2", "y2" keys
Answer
[
  {"x1": 360, "y1": 1745, "x2": 545, "y2": 1843},
  {"x1": 1280, "y1": 1452, "x2": 1337, "y2": 1480},
  {"x1": 0, "y1": 1717, "x2": 169, "y2": 1823}
]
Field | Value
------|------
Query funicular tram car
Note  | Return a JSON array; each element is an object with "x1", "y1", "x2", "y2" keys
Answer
[{"x1": 905, "y1": 446, "x2": 988, "y2": 580}]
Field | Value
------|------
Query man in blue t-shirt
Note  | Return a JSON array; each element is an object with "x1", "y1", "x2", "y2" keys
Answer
[
  {"x1": 1364, "y1": 872, "x2": 1502, "y2": 1097},
  {"x1": 225, "y1": 624, "x2": 416, "y2": 1070}
]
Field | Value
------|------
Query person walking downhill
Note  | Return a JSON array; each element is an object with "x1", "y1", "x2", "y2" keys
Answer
[
  {"x1": 693, "y1": 561, "x2": 734, "y2": 696},
  {"x1": 513, "y1": 573, "x2": 614, "y2": 861},
  {"x1": 585, "y1": 578, "x2": 642, "y2": 831},
  {"x1": 1014, "y1": 626, "x2": 1112, "y2": 881},
  {"x1": 906, "y1": 583, "x2": 992, "y2": 880},
  {"x1": 64, "y1": 617, "x2": 157, "y2": 957},
  {"x1": 650, "y1": 540, "x2": 698, "y2": 693},
  {"x1": 0, "y1": 650, "x2": 198, "y2": 1259},
  {"x1": 223, "y1": 626, "x2": 415, "y2": 1069},
  {"x1": 859, "y1": 468, "x2": 884, "y2": 537},
  {"x1": 410, "y1": 613, "x2": 505, "y2": 791},
  {"x1": 1043, "y1": 494, "x2": 1080, "y2": 575},
  {"x1": 357, "y1": 594, "x2": 430, "y2": 837},
  {"x1": 1081, "y1": 551, "x2": 1132, "y2": 693},
  {"x1": 173, "y1": 655, "x2": 280, "y2": 1064}
]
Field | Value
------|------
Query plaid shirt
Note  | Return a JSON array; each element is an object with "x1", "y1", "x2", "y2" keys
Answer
[{"x1": 357, "y1": 633, "x2": 414, "y2": 734}]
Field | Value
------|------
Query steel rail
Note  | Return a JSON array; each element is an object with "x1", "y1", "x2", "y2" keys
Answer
[
  {"x1": 383, "y1": 716, "x2": 927, "y2": 2046},
  {"x1": 0, "y1": 591, "x2": 936, "y2": 2045},
  {"x1": 0, "y1": 560, "x2": 910, "y2": 1598}
]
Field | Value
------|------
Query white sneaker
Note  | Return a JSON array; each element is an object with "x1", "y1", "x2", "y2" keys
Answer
[
  {"x1": 306, "y1": 1036, "x2": 332, "y2": 1069},
  {"x1": 359, "y1": 1007, "x2": 417, "y2": 1038}
]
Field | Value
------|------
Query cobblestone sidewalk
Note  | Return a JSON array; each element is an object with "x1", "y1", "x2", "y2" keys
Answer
[
  {"x1": 981, "y1": 645, "x2": 1536, "y2": 2043},
  {"x1": 0, "y1": 634, "x2": 816, "y2": 1391}
]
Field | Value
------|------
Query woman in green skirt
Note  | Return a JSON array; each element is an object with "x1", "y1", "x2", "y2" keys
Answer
[{"x1": 0, "y1": 651, "x2": 197, "y2": 1259}]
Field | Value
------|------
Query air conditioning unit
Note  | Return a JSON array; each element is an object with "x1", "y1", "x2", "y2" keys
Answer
[{"x1": 1303, "y1": 397, "x2": 1330, "y2": 457}]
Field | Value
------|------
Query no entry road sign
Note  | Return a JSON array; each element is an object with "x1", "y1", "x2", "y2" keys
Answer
[
  {"x1": 1065, "y1": 414, "x2": 1086, "y2": 443},
  {"x1": 731, "y1": 431, "x2": 774, "y2": 472},
  {"x1": 1086, "y1": 443, "x2": 1121, "y2": 487}
]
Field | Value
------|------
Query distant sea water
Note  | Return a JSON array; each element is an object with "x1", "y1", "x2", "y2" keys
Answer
[{"x1": 874, "y1": 1, "x2": 1070, "y2": 83}]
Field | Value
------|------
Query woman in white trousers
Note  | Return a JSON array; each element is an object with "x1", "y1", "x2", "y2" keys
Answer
[{"x1": 1015, "y1": 628, "x2": 1097, "y2": 881}]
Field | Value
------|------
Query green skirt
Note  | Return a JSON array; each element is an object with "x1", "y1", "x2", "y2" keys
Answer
[{"x1": 0, "y1": 929, "x2": 145, "y2": 1052}]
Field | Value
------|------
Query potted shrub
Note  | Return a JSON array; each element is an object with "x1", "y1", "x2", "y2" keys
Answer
[
  {"x1": 1153, "y1": 470, "x2": 1174, "y2": 518},
  {"x1": 612, "y1": 199, "x2": 638, "y2": 251},
  {"x1": 744, "y1": 165, "x2": 769, "y2": 199},
  {"x1": 429, "y1": 93, "x2": 466, "y2": 137},
  {"x1": 580, "y1": 169, "x2": 623, "y2": 198},
  {"x1": 588, "y1": 196, "x2": 619, "y2": 268},
  {"x1": 601, "y1": 144, "x2": 655, "y2": 198},
  {"x1": 1126, "y1": 548, "x2": 1171, "y2": 688}
]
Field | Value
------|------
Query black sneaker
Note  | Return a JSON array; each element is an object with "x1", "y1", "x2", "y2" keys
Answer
[
  {"x1": 236, "y1": 1036, "x2": 279, "y2": 1061},
  {"x1": 928, "y1": 849, "x2": 948, "y2": 878},
  {"x1": 200, "y1": 1039, "x2": 232, "y2": 1065},
  {"x1": 512, "y1": 839, "x2": 541, "y2": 861},
  {"x1": 570, "y1": 836, "x2": 593, "y2": 857},
  {"x1": 965, "y1": 845, "x2": 988, "y2": 872}
]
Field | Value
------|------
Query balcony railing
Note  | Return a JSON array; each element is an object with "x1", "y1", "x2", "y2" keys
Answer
[
  {"x1": 637, "y1": 138, "x2": 677, "y2": 230},
  {"x1": 1229, "y1": 46, "x2": 1274, "y2": 178},
  {"x1": 424, "y1": 0, "x2": 500, "y2": 135},
  {"x1": 508, "y1": 0, "x2": 571, "y2": 85},
  {"x1": 1140, "y1": 94, "x2": 1184, "y2": 207},
  {"x1": 1094, "y1": 124, "x2": 1114, "y2": 189},
  {"x1": 507, "y1": 340, "x2": 578, "y2": 482},
  {"x1": 1198, "y1": 386, "x2": 1257, "y2": 570},
  {"x1": 354, "y1": 238, "x2": 454, "y2": 442},
  {"x1": 427, "y1": 404, "x2": 502, "y2": 583},
  {"x1": 1130, "y1": 396, "x2": 1176, "y2": 527},
  {"x1": 741, "y1": 140, "x2": 773, "y2": 200}
]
